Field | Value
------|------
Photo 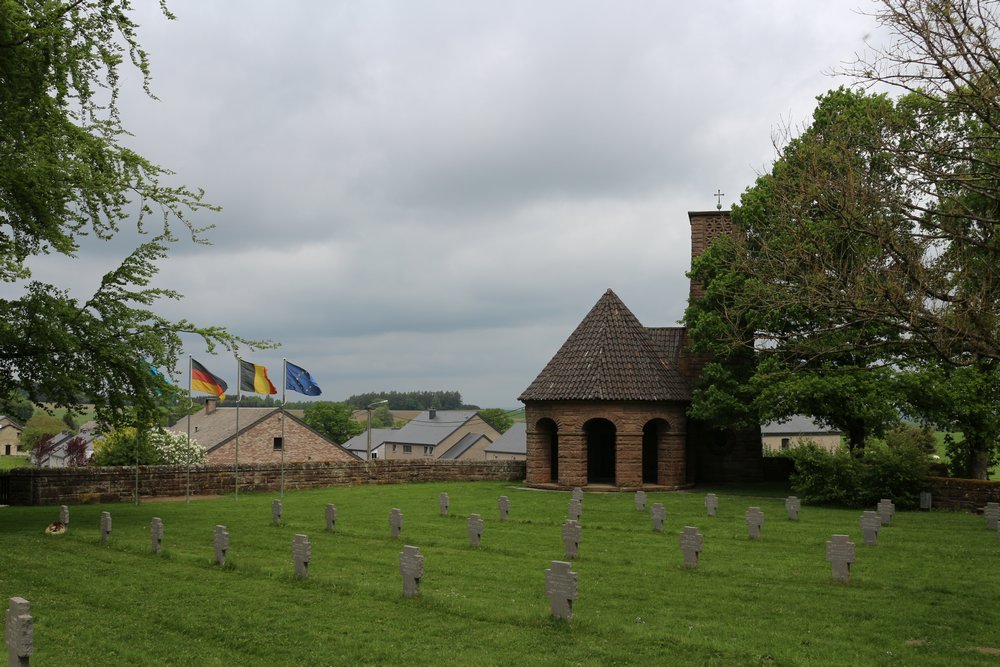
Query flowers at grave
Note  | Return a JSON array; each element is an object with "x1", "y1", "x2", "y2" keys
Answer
[{"x1": 44, "y1": 521, "x2": 66, "y2": 535}]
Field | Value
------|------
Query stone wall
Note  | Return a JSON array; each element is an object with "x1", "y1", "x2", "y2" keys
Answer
[
  {"x1": 2, "y1": 460, "x2": 526, "y2": 506},
  {"x1": 928, "y1": 476, "x2": 1000, "y2": 511}
]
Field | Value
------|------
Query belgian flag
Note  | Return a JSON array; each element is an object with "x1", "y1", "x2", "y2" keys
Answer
[
  {"x1": 191, "y1": 359, "x2": 228, "y2": 399},
  {"x1": 239, "y1": 359, "x2": 277, "y2": 395}
]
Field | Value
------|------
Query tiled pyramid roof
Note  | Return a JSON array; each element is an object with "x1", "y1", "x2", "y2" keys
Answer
[{"x1": 519, "y1": 289, "x2": 691, "y2": 402}]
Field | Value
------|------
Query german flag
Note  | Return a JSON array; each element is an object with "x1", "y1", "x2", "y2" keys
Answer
[
  {"x1": 191, "y1": 359, "x2": 228, "y2": 399},
  {"x1": 239, "y1": 359, "x2": 277, "y2": 395}
]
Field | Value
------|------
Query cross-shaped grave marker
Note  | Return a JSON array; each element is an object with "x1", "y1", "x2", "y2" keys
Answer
[
  {"x1": 6, "y1": 597, "x2": 32, "y2": 667},
  {"x1": 150, "y1": 517, "x2": 163, "y2": 555},
  {"x1": 650, "y1": 502, "x2": 666, "y2": 532},
  {"x1": 292, "y1": 534, "x2": 311, "y2": 578},
  {"x1": 399, "y1": 545, "x2": 424, "y2": 598},
  {"x1": 272, "y1": 499, "x2": 283, "y2": 525},
  {"x1": 213, "y1": 525, "x2": 229, "y2": 566},
  {"x1": 571, "y1": 487, "x2": 584, "y2": 502},
  {"x1": 545, "y1": 560, "x2": 578, "y2": 621},
  {"x1": 985, "y1": 502, "x2": 1000, "y2": 530},
  {"x1": 467, "y1": 514, "x2": 484, "y2": 547},
  {"x1": 562, "y1": 519, "x2": 581, "y2": 559},
  {"x1": 439, "y1": 492, "x2": 449, "y2": 517},
  {"x1": 877, "y1": 499, "x2": 895, "y2": 526},
  {"x1": 785, "y1": 496, "x2": 801, "y2": 521},
  {"x1": 826, "y1": 534, "x2": 856, "y2": 584},
  {"x1": 497, "y1": 495, "x2": 510, "y2": 522},
  {"x1": 679, "y1": 526, "x2": 704, "y2": 569},
  {"x1": 567, "y1": 498, "x2": 582, "y2": 522},
  {"x1": 745, "y1": 507, "x2": 764, "y2": 540},
  {"x1": 634, "y1": 490, "x2": 647, "y2": 511},
  {"x1": 389, "y1": 508, "x2": 404, "y2": 539},
  {"x1": 860, "y1": 510, "x2": 880, "y2": 546},
  {"x1": 705, "y1": 493, "x2": 719, "y2": 517},
  {"x1": 325, "y1": 503, "x2": 337, "y2": 532},
  {"x1": 100, "y1": 511, "x2": 112, "y2": 543},
  {"x1": 59, "y1": 505, "x2": 69, "y2": 528}
]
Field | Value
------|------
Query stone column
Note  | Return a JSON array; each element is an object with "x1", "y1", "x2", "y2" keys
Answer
[
  {"x1": 615, "y1": 432, "x2": 642, "y2": 487},
  {"x1": 559, "y1": 432, "x2": 587, "y2": 488},
  {"x1": 661, "y1": 429, "x2": 687, "y2": 487}
]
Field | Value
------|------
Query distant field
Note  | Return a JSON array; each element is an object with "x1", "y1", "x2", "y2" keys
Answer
[
  {"x1": 1, "y1": 481, "x2": 998, "y2": 665},
  {"x1": 0, "y1": 456, "x2": 29, "y2": 470},
  {"x1": 37, "y1": 403, "x2": 95, "y2": 423}
]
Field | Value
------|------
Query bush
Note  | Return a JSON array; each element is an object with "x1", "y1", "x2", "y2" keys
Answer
[
  {"x1": 788, "y1": 443, "x2": 863, "y2": 506},
  {"x1": 92, "y1": 428, "x2": 205, "y2": 466}
]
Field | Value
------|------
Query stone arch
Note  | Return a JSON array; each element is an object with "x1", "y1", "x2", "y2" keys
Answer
[
  {"x1": 585, "y1": 418, "x2": 616, "y2": 484},
  {"x1": 536, "y1": 418, "x2": 559, "y2": 483},
  {"x1": 642, "y1": 418, "x2": 670, "y2": 485}
]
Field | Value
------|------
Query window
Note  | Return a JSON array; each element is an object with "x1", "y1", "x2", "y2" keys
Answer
[
  {"x1": 780, "y1": 438, "x2": 790, "y2": 450},
  {"x1": 392, "y1": 444, "x2": 397, "y2": 452},
  {"x1": 273, "y1": 437, "x2": 283, "y2": 451},
  {"x1": 4, "y1": 445, "x2": 9, "y2": 455},
  {"x1": 423, "y1": 446, "x2": 431, "y2": 456},
  {"x1": 403, "y1": 445, "x2": 412, "y2": 454},
  {"x1": 371, "y1": 452, "x2": 378, "y2": 460}
]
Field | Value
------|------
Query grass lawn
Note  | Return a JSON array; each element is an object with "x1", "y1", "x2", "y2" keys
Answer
[
  {"x1": 0, "y1": 456, "x2": 29, "y2": 470},
  {"x1": 1, "y1": 481, "x2": 998, "y2": 665}
]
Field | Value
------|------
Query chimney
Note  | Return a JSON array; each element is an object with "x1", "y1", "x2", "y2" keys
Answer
[
  {"x1": 205, "y1": 397, "x2": 217, "y2": 415},
  {"x1": 688, "y1": 210, "x2": 735, "y2": 301},
  {"x1": 429, "y1": 408, "x2": 436, "y2": 420}
]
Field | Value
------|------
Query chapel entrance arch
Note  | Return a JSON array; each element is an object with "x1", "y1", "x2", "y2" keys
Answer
[{"x1": 585, "y1": 418, "x2": 616, "y2": 484}]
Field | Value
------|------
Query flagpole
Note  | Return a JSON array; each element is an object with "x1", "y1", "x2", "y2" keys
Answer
[
  {"x1": 280, "y1": 358, "x2": 286, "y2": 498},
  {"x1": 186, "y1": 355, "x2": 192, "y2": 503},
  {"x1": 235, "y1": 355, "x2": 240, "y2": 503}
]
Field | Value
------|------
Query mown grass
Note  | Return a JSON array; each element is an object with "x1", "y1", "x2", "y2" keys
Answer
[
  {"x1": 0, "y1": 456, "x2": 29, "y2": 470},
  {"x1": 1, "y1": 481, "x2": 998, "y2": 666}
]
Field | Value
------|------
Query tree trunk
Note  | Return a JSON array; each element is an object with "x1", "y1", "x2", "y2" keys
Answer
[{"x1": 845, "y1": 421, "x2": 867, "y2": 456}]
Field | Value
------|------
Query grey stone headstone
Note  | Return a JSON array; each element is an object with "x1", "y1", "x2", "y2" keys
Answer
[
  {"x1": 100, "y1": 511, "x2": 112, "y2": 543},
  {"x1": 679, "y1": 526, "x2": 704, "y2": 569},
  {"x1": 399, "y1": 545, "x2": 424, "y2": 598},
  {"x1": 650, "y1": 503, "x2": 666, "y2": 532},
  {"x1": 59, "y1": 505, "x2": 69, "y2": 527},
  {"x1": 877, "y1": 499, "x2": 895, "y2": 526},
  {"x1": 562, "y1": 519, "x2": 581, "y2": 559},
  {"x1": 439, "y1": 492, "x2": 449, "y2": 517},
  {"x1": 6, "y1": 597, "x2": 32, "y2": 667},
  {"x1": 325, "y1": 503, "x2": 337, "y2": 532},
  {"x1": 567, "y1": 498, "x2": 582, "y2": 522},
  {"x1": 860, "y1": 510, "x2": 880, "y2": 546},
  {"x1": 571, "y1": 487, "x2": 584, "y2": 502},
  {"x1": 545, "y1": 560, "x2": 578, "y2": 621},
  {"x1": 292, "y1": 534, "x2": 311, "y2": 578},
  {"x1": 785, "y1": 496, "x2": 801, "y2": 521},
  {"x1": 467, "y1": 514, "x2": 484, "y2": 547},
  {"x1": 150, "y1": 517, "x2": 164, "y2": 555},
  {"x1": 634, "y1": 490, "x2": 647, "y2": 511},
  {"x1": 389, "y1": 508, "x2": 403, "y2": 539},
  {"x1": 745, "y1": 507, "x2": 763, "y2": 540},
  {"x1": 213, "y1": 525, "x2": 229, "y2": 566},
  {"x1": 497, "y1": 495, "x2": 510, "y2": 522},
  {"x1": 826, "y1": 534, "x2": 856, "y2": 584},
  {"x1": 272, "y1": 499, "x2": 283, "y2": 525},
  {"x1": 985, "y1": 502, "x2": 1000, "y2": 530},
  {"x1": 705, "y1": 493, "x2": 719, "y2": 517},
  {"x1": 919, "y1": 491, "x2": 932, "y2": 511}
]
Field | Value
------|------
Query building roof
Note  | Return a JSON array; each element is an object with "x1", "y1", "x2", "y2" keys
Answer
[
  {"x1": 761, "y1": 415, "x2": 841, "y2": 436},
  {"x1": 342, "y1": 428, "x2": 396, "y2": 453},
  {"x1": 485, "y1": 422, "x2": 526, "y2": 455},
  {"x1": 382, "y1": 410, "x2": 484, "y2": 446},
  {"x1": 519, "y1": 289, "x2": 691, "y2": 402},
  {"x1": 438, "y1": 433, "x2": 489, "y2": 460}
]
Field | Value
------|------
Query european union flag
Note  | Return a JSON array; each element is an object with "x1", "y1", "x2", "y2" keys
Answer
[{"x1": 285, "y1": 360, "x2": 322, "y2": 396}]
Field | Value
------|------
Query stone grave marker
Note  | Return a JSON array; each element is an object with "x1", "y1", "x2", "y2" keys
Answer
[
  {"x1": 389, "y1": 508, "x2": 403, "y2": 539},
  {"x1": 6, "y1": 597, "x2": 32, "y2": 667},
  {"x1": 705, "y1": 493, "x2": 719, "y2": 517},
  {"x1": 985, "y1": 502, "x2": 1000, "y2": 530},
  {"x1": 325, "y1": 504, "x2": 337, "y2": 532},
  {"x1": 498, "y1": 495, "x2": 510, "y2": 522},
  {"x1": 100, "y1": 511, "x2": 112, "y2": 543},
  {"x1": 860, "y1": 511, "x2": 880, "y2": 546},
  {"x1": 545, "y1": 560, "x2": 578, "y2": 621},
  {"x1": 919, "y1": 491, "x2": 932, "y2": 511},
  {"x1": 826, "y1": 534, "x2": 856, "y2": 584},
  {"x1": 399, "y1": 545, "x2": 424, "y2": 598},
  {"x1": 467, "y1": 514, "x2": 484, "y2": 547},
  {"x1": 562, "y1": 519, "x2": 581, "y2": 559},
  {"x1": 292, "y1": 534, "x2": 311, "y2": 578},
  {"x1": 877, "y1": 499, "x2": 895, "y2": 526},
  {"x1": 439, "y1": 492, "x2": 449, "y2": 517},
  {"x1": 213, "y1": 525, "x2": 229, "y2": 566},
  {"x1": 150, "y1": 517, "x2": 164, "y2": 555},
  {"x1": 650, "y1": 503, "x2": 666, "y2": 532},
  {"x1": 679, "y1": 526, "x2": 704, "y2": 569},
  {"x1": 634, "y1": 490, "x2": 647, "y2": 511},
  {"x1": 567, "y1": 498, "x2": 582, "y2": 522},
  {"x1": 745, "y1": 507, "x2": 763, "y2": 540},
  {"x1": 571, "y1": 487, "x2": 584, "y2": 502},
  {"x1": 272, "y1": 499, "x2": 283, "y2": 525},
  {"x1": 59, "y1": 505, "x2": 69, "y2": 528},
  {"x1": 785, "y1": 496, "x2": 801, "y2": 521}
]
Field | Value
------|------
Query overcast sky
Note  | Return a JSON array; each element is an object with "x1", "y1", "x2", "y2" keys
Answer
[{"x1": 25, "y1": 1, "x2": 888, "y2": 407}]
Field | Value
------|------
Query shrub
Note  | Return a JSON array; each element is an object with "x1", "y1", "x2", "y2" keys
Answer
[
  {"x1": 788, "y1": 443, "x2": 862, "y2": 506},
  {"x1": 857, "y1": 442, "x2": 929, "y2": 509},
  {"x1": 92, "y1": 428, "x2": 205, "y2": 466}
]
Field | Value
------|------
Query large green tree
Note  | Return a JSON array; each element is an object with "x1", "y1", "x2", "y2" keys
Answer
[
  {"x1": 0, "y1": 1, "x2": 268, "y2": 429},
  {"x1": 303, "y1": 402, "x2": 364, "y2": 445}
]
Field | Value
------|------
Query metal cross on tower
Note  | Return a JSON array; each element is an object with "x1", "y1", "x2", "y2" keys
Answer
[{"x1": 713, "y1": 189, "x2": 725, "y2": 210}]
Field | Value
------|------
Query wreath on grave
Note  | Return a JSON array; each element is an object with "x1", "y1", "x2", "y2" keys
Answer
[{"x1": 44, "y1": 521, "x2": 66, "y2": 535}]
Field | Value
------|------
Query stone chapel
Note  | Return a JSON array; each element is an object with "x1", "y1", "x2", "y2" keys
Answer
[{"x1": 519, "y1": 210, "x2": 763, "y2": 490}]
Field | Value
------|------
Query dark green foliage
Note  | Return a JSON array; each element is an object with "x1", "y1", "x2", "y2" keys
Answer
[
  {"x1": 19, "y1": 412, "x2": 65, "y2": 450},
  {"x1": 302, "y1": 402, "x2": 364, "y2": 444},
  {"x1": 344, "y1": 391, "x2": 469, "y2": 411},
  {"x1": 368, "y1": 404, "x2": 396, "y2": 429},
  {"x1": 884, "y1": 424, "x2": 936, "y2": 455},
  {"x1": 477, "y1": 408, "x2": 514, "y2": 434},
  {"x1": 0, "y1": 391, "x2": 34, "y2": 423},
  {"x1": 91, "y1": 427, "x2": 163, "y2": 466}
]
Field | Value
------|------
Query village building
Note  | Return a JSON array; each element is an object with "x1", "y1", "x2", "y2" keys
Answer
[
  {"x1": 170, "y1": 398, "x2": 358, "y2": 464},
  {"x1": 344, "y1": 409, "x2": 501, "y2": 461},
  {"x1": 762, "y1": 416, "x2": 843, "y2": 453},
  {"x1": 484, "y1": 421, "x2": 527, "y2": 461},
  {"x1": 0, "y1": 416, "x2": 25, "y2": 457},
  {"x1": 519, "y1": 210, "x2": 763, "y2": 490}
]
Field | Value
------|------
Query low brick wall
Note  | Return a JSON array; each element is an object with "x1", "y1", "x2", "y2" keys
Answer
[
  {"x1": 928, "y1": 476, "x2": 1000, "y2": 511},
  {"x1": 2, "y1": 460, "x2": 526, "y2": 506}
]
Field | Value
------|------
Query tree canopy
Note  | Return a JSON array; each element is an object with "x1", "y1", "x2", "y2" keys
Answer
[
  {"x1": 302, "y1": 402, "x2": 364, "y2": 445},
  {"x1": 0, "y1": 1, "x2": 269, "y2": 429}
]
